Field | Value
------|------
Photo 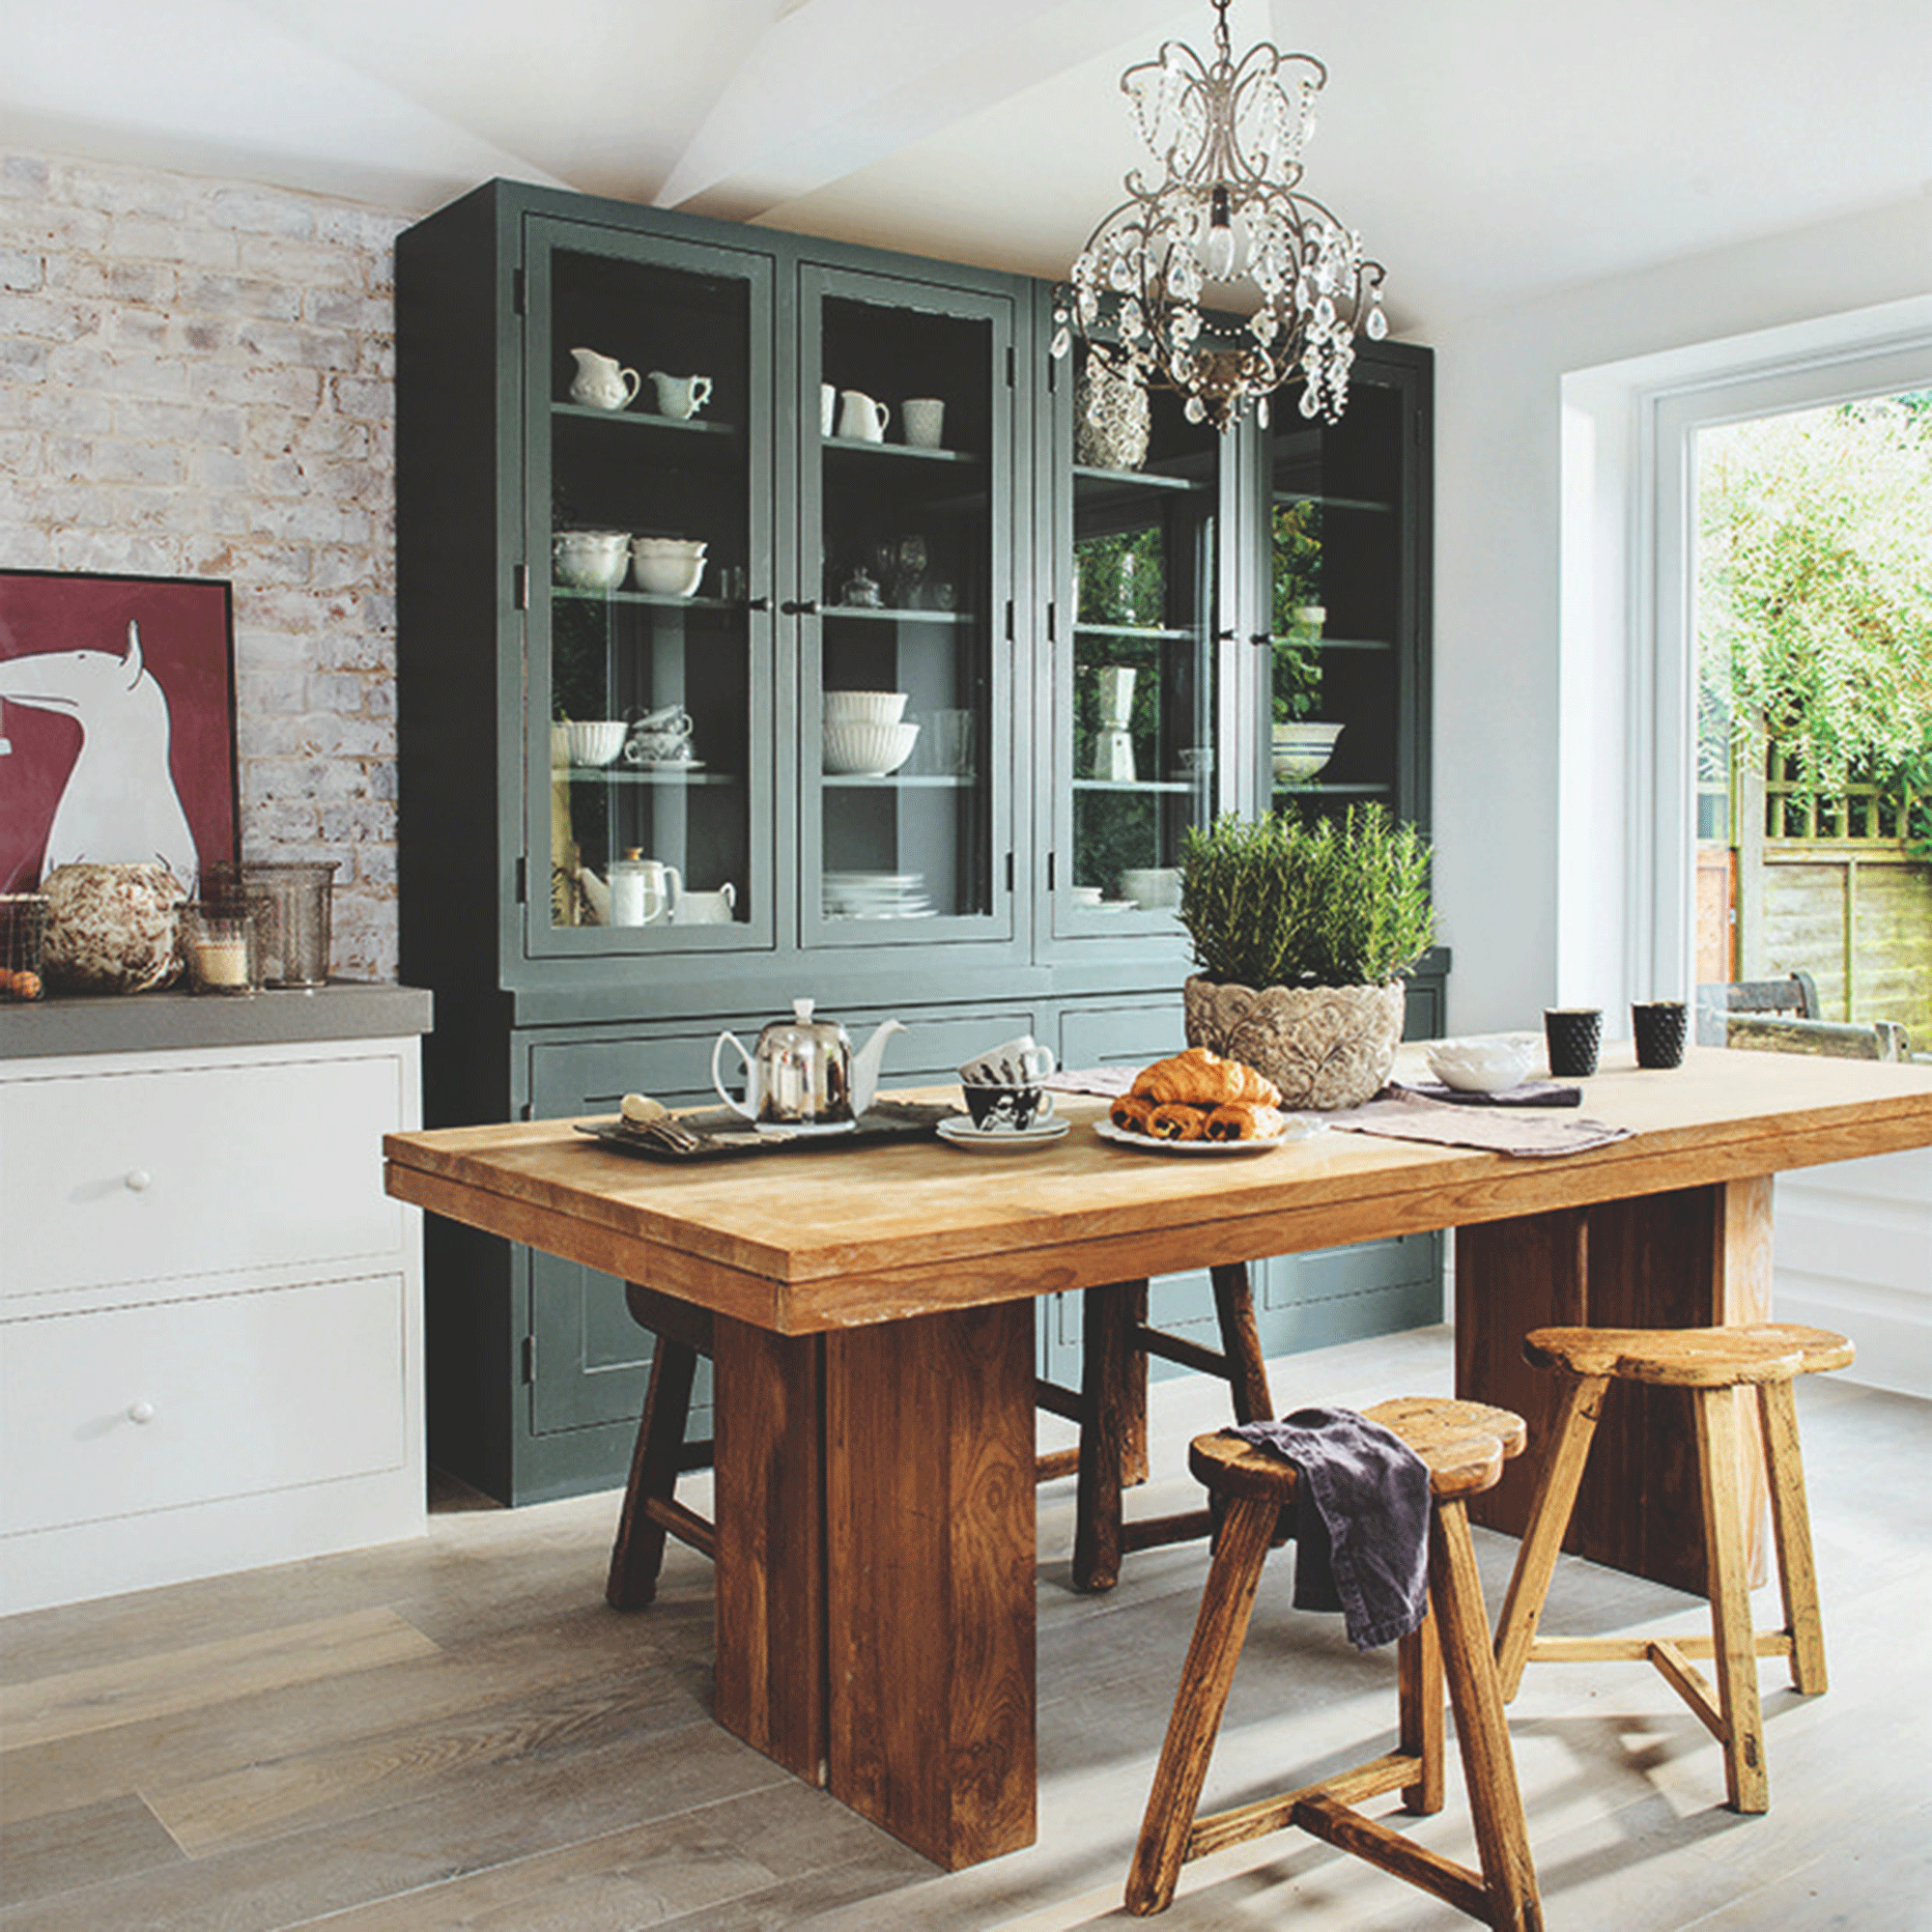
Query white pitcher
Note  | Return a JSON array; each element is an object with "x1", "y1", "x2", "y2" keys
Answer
[
  {"x1": 569, "y1": 348, "x2": 639, "y2": 411},
  {"x1": 838, "y1": 390, "x2": 891, "y2": 441},
  {"x1": 648, "y1": 371, "x2": 712, "y2": 420},
  {"x1": 609, "y1": 853, "x2": 682, "y2": 926}
]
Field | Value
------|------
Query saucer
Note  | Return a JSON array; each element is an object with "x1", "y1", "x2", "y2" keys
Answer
[{"x1": 936, "y1": 1114, "x2": 1068, "y2": 1151}]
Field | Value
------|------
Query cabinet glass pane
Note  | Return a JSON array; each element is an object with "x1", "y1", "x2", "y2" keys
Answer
[
  {"x1": 1266, "y1": 379, "x2": 1401, "y2": 813},
  {"x1": 812, "y1": 294, "x2": 996, "y2": 928},
  {"x1": 543, "y1": 248, "x2": 758, "y2": 938},
  {"x1": 1068, "y1": 381, "x2": 1217, "y2": 911}
]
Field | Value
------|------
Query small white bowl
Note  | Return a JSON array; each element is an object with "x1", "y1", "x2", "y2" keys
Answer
[
  {"x1": 633, "y1": 553, "x2": 705, "y2": 597},
  {"x1": 554, "y1": 532, "x2": 631, "y2": 590},
  {"x1": 823, "y1": 719, "x2": 920, "y2": 776},
  {"x1": 560, "y1": 720, "x2": 628, "y2": 767},
  {"x1": 632, "y1": 536, "x2": 706, "y2": 556},
  {"x1": 1270, "y1": 721, "x2": 1344, "y2": 783},
  {"x1": 823, "y1": 690, "x2": 909, "y2": 726},
  {"x1": 1426, "y1": 1036, "x2": 1538, "y2": 1094}
]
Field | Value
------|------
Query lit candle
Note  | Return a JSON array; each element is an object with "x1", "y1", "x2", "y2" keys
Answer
[{"x1": 193, "y1": 936, "x2": 250, "y2": 988}]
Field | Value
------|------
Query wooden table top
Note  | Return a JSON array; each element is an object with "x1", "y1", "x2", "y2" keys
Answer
[{"x1": 384, "y1": 1044, "x2": 1932, "y2": 1334}]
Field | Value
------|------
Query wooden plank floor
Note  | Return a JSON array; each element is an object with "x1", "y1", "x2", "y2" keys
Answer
[{"x1": 5, "y1": 1325, "x2": 1927, "y2": 1930}]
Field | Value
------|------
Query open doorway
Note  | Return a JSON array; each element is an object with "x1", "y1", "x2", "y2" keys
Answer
[{"x1": 1691, "y1": 391, "x2": 1932, "y2": 1046}]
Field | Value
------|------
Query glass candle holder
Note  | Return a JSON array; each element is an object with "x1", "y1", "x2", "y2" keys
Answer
[{"x1": 184, "y1": 903, "x2": 260, "y2": 996}]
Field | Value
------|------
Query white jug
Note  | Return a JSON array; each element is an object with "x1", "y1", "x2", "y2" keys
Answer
[
  {"x1": 648, "y1": 371, "x2": 712, "y2": 420},
  {"x1": 569, "y1": 348, "x2": 639, "y2": 412},
  {"x1": 838, "y1": 390, "x2": 891, "y2": 441},
  {"x1": 609, "y1": 852, "x2": 682, "y2": 926}
]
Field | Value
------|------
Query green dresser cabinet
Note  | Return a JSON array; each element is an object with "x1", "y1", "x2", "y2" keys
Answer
[{"x1": 398, "y1": 180, "x2": 1440, "y2": 1504}]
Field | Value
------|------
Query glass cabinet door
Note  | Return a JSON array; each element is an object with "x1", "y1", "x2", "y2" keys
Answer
[
  {"x1": 1054, "y1": 353, "x2": 1231, "y2": 933},
  {"x1": 526, "y1": 222, "x2": 776, "y2": 957},
  {"x1": 798, "y1": 268, "x2": 1013, "y2": 944},
  {"x1": 1259, "y1": 368, "x2": 1413, "y2": 821}
]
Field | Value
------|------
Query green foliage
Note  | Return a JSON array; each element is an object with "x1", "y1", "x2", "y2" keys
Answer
[
  {"x1": 1270, "y1": 499, "x2": 1324, "y2": 723},
  {"x1": 1179, "y1": 805, "x2": 1435, "y2": 988},
  {"x1": 1698, "y1": 395, "x2": 1932, "y2": 816}
]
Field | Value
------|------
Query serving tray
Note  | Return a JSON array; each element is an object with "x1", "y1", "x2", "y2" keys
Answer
[{"x1": 575, "y1": 1097, "x2": 959, "y2": 1162}]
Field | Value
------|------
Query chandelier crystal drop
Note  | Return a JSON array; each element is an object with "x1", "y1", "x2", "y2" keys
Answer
[{"x1": 1055, "y1": 0, "x2": 1386, "y2": 433}]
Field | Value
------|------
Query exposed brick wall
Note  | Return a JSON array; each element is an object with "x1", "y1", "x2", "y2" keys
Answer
[{"x1": 0, "y1": 149, "x2": 408, "y2": 980}]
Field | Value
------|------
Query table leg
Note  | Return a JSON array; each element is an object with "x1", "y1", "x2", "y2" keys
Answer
[
  {"x1": 1456, "y1": 1177, "x2": 1773, "y2": 1594},
  {"x1": 826, "y1": 1298, "x2": 1037, "y2": 1869},
  {"x1": 711, "y1": 1316, "x2": 828, "y2": 1785}
]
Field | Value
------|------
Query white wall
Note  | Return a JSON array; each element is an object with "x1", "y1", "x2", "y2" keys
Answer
[{"x1": 1428, "y1": 192, "x2": 1932, "y2": 1034}]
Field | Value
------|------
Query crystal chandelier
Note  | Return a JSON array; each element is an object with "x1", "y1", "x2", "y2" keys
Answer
[{"x1": 1053, "y1": 0, "x2": 1386, "y2": 432}]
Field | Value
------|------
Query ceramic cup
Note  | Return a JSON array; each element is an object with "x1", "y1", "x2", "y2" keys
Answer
[
  {"x1": 1544, "y1": 1008, "x2": 1603, "y2": 1078},
  {"x1": 1633, "y1": 999, "x2": 1689, "y2": 1069},
  {"x1": 648, "y1": 371, "x2": 712, "y2": 420},
  {"x1": 902, "y1": 398, "x2": 945, "y2": 447},
  {"x1": 959, "y1": 1035, "x2": 1056, "y2": 1087},
  {"x1": 960, "y1": 1081, "x2": 1056, "y2": 1133}
]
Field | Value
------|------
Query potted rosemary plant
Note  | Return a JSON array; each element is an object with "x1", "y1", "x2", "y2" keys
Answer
[{"x1": 1178, "y1": 805, "x2": 1435, "y2": 1109}]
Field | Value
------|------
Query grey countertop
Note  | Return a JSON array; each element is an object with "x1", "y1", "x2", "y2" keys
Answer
[{"x1": 0, "y1": 981, "x2": 434, "y2": 1061}]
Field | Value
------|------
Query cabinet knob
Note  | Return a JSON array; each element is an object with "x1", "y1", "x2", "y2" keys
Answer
[
  {"x1": 746, "y1": 595, "x2": 771, "y2": 612},
  {"x1": 128, "y1": 1401, "x2": 156, "y2": 1425},
  {"x1": 1214, "y1": 628, "x2": 1236, "y2": 642},
  {"x1": 124, "y1": 1169, "x2": 153, "y2": 1192},
  {"x1": 781, "y1": 599, "x2": 818, "y2": 616},
  {"x1": 1249, "y1": 632, "x2": 1272, "y2": 646}
]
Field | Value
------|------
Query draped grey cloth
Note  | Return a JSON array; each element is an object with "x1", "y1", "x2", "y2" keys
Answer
[{"x1": 1227, "y1": 1406, "x2": 1432, "y2": 1650}]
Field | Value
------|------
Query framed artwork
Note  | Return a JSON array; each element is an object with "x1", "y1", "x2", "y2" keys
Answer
[{"x1": 0, "y1": 570, "x2": 240, "y2": 896}]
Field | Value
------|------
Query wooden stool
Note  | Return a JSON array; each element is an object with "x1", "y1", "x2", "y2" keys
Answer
[
  {"x1": 1492, "y1": 1321, "x2": 1853, "y2": 1813},
  {"x1": 607, "y1": 1264, "x2": 1274, "y2": 1609},
  {"x1": 1127, "y1": 1399, "x2": 1543, "y2": 1931}
]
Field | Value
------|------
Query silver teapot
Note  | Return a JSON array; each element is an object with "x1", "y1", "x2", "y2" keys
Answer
[{"x1": 711, "y1": 998, "x2": 904, "y2": 1134}]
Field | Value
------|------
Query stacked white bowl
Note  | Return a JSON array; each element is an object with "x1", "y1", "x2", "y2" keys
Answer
[
  {"x1": 559, "y1": 720, "x2": 629, "y2": 767},
  {"x1": 823, "y1": 690, "x2": 918, "y2": 775},
  {"x1": 553, "y1": 529, "x2": 632, "y2": 589},
  {"x1": 632, "y1": 536, "x2": 707, "y2": 597}
]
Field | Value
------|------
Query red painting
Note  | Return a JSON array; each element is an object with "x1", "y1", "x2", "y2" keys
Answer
[{"x1": 0, "y1": 571, "x2": 239, "y2": 897}]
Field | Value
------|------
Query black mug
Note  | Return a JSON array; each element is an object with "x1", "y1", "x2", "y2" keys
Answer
[
  {"x1": 1544, "y1": 1008, "x2": 1603, "y2": 1078},
  {"x1": 1633, "y1": 1000, "x2": 1689, "y2": 1070}
]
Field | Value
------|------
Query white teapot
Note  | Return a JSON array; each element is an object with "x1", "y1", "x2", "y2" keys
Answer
[
  {"x1": 712, "y1": 998, "x2": 904, "y2": 1134},
  {"x1": 569, "y1": 347, "x2": 639, "y2": 411}
]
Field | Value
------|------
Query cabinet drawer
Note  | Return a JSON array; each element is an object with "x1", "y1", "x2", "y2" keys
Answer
[
  {"x1": 0, "y1": 1274, "x2": 408, "y2": 1535},
  {"x1": 0, "y1": 1054, "x2": 405, "y2": 1301}
]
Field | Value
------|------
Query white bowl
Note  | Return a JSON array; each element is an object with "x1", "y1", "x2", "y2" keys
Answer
[
  {"x1": 553, "y1": 532, "x2": 631, "y2": 590},
  {"x1": 1270, "y1": 721, "x2": 1344, "y2": 782},
  {"x1": 823, "y1": 719, "x2": 920, "y2": 776},
  {"x1": 560, "y1": 721, "x2": 629, "y2": 767},
  {"x1": 1426, "y1": 1036, "x2": 1538, "y2": 1094},
  {"x1": 633, "y1": 553, "x2": 705, "y2": 597},
  {"x1": 823, "y1": 690, "x2": 909, "y2": 726},
  {"x1": 632, "y1": 536, "x2": 706, "y2": 557}
]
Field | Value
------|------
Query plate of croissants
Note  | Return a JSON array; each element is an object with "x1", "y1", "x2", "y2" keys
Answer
[{"x1": 1098, "y1": 1047, "x2": 1321, "y2": 1153}]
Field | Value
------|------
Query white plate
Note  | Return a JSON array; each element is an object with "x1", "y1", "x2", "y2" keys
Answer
[
  {"x1": 936, "y1": 1114, "x2": 1069, "y2": 1151},
  {"x1": 1094, "y1": 1116, "x2": 1321, "y2": 1155}
]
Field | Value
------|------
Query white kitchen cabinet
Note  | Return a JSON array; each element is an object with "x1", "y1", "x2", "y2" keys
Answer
[{"x1": 0, "y1": 991, "x2": 430, "y2": 1614}]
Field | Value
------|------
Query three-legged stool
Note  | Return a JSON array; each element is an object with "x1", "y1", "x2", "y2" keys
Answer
[
  {"x1": 1126, "y1": 1397, "x2": 1544, "y2": 1931},
  {"x1": 1492, "y1": 1321, "x2": 1853, "y2": 1812}
]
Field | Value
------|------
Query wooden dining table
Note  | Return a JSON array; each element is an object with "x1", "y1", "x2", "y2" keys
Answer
[{"x1": 384, "y1": 1043, "x2": 1932, "y2": 1871}]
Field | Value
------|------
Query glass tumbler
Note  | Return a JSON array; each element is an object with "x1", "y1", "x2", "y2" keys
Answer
[{"x1": 184, "y1": 903, "x2": 260, "y2": 995}]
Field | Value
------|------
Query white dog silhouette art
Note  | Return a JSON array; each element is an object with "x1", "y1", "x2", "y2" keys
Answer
[{"x1": 0, "y1": 620, "x2": 199, "y2": 892}]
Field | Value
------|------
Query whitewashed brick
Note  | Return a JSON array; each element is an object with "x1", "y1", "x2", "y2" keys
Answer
[
  {"x1": 109, "y1": 216, "x2": 239, "y2": 271},
  {"x1": 178, "y1": 270, "x2": 303, "y2": 321},
  {"x1": 0, "y1": 527, "x2": 57, "y2": 568},
  {"x1": 56, "y1": 164, "x2": 187, "y2": 221},
  {"x1": 0, "y1": 291, "x2": 90, "y2": 342},
  {"x1": 2, "y1": 155, "x2": 52, "y2": 198},
  {"x1": 62, "y1": 256, "x2": 177, "y2": 306},
  {"x1": 0, "y1": 335, "x2": 48, "y2": 380},
  {"x1": 206, "y1": 186, "x2": 315, "y2": 239},
  {"x1": 330, "y1": 374, "x2": 390, "y2": 420},
  {"x1": 0, "y1": 248, "x2": 43, "y2": 289}
]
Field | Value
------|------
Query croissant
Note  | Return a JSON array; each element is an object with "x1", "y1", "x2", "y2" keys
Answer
[
  {"x1": 1145, "y1": 1102, "x2": 1207, "y2": 1142},
  {"x1": 1131, "y1": 1046, "x2": 1281, "y2": 1109},
  {"x1": 1110, "y1": 1094, "x2": 1156, "y2": 1133},
  {"x1": 1203, "y1": 1102, "x2": 1287, "y2": 1142}
]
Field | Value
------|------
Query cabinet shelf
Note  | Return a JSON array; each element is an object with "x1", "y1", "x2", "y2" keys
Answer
[
  {"x1": 1073, "y1": 623, "x2": 1197, "y2": 642},
  {"x1": 822, "y1": 603, "x2": 973, "y2": 624},
  {"x1": 1264, "y1": 633, "x2": 1394, "y2": 653},
  {"x1": 1072, "y1": 778, "x2": 1199, "y2": 795},
  {"x1": 823, "y1": 436, "x2": 982, "y2": 466},
  {"x1": 820, "y1": 773, "x2": 977, "y2": 788},
  {"x1": 553, "y1": 588, "x2": 741, "y2": 612},
  {"x1": 1073, "y1": 463, "x2": 1211, "y2": 495},
  {"x1": 1270, "y1": 780, "x2": 1392, "y2": 797},
  {"x1": 1273, "y1": 488, "x2": 1395, "y2": 515},
  {"x1": 556, "y1": 765, "x2": 739, "y2": 786},
  {"x1": 553, "y1": 402, "x2": 742, "y2": 438}
]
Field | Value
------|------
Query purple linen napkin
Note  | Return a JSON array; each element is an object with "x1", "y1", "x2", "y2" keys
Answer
[
  {"x1": 1329, "y1": 1089, "x2": 1635, "y2": 1157},
  {"x1": 1226, "y1": 1406, "x2": 1432, "y2": 1651},
  {"x1": 1393, "y1": 1079, "x2": 1582, "y2": 1109}
]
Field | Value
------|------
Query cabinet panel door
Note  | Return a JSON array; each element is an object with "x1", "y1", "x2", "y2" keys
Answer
[
  {"x1": 798, "y1": 267, "x2": 1018, "y2": 946},
  {"x1": 526, "y1": 218, "x2": 780, "y2": 961},
  {"x1": 1051, "y1": 354, "x2": 1241, "y2": 943}
]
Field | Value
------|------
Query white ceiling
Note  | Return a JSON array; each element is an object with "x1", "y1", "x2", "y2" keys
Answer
[{"x1": 5, "y1": 0, "x2": 1930, "y2": 332}]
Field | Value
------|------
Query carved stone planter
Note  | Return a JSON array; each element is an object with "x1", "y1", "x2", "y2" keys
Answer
[{"x1": 1183, "y1": 975, "x2": 1406, "y2": 1111}]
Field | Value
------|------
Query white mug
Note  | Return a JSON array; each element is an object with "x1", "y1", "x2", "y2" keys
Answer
[
  {"x1": 819, "y1": 383, "x2": 837, "y2": 438},
  {"x1": 838, "y1": 390, "x2": 890, "y2": 441},
  {"x1": 648, "y1": 372, "x2": 712, "y2": 420},
  {"x1": 674, "y1": 883, "x2": 737, "y2": 925},
  {"x1": 959, "y1": 1034, "x2": 1057, "y2": 1085},
  {"x1": 902, "y1": 398, "x2": 945, "y2": 448}
]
